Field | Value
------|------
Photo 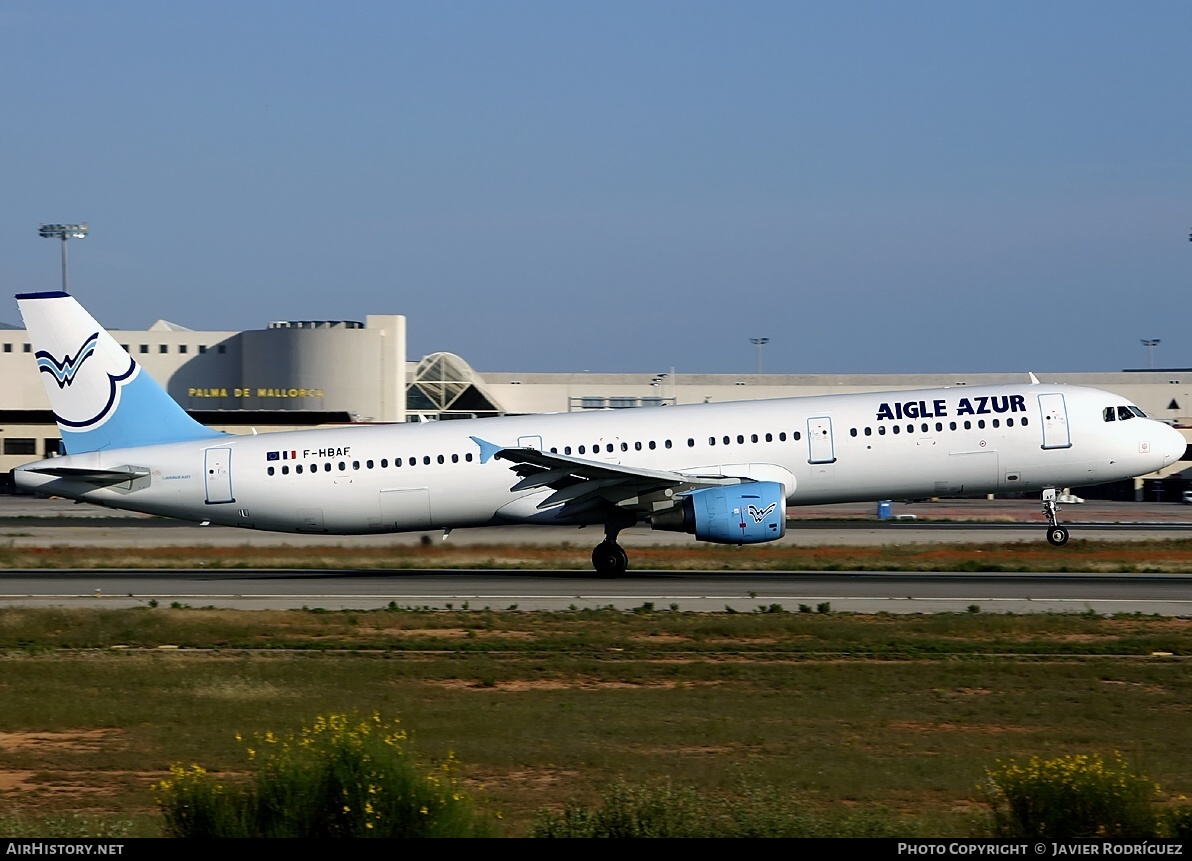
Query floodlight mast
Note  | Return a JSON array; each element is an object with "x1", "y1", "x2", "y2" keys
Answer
[
  {"x1": 1140, "y1": 338, "x2": 1160, "y2": 370},
  {"x1": 38, "y1": 223, "x2": 88, "y2": 293},
  {"x1": 750, "y1": 337, "x2": 769, "y2": 374}
]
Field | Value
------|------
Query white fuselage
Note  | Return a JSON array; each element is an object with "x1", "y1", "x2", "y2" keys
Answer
[{"x1": 14, "y1": 383, "x2": 1185, "y2": 535}]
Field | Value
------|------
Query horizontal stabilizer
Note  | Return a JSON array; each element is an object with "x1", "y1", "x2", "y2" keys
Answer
[{"x1": 24, "y1": 465, "x2": 150, "y2": 484}]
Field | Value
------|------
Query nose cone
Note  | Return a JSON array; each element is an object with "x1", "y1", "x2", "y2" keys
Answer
[{"x1": 1162, "y1": 423, "x2": 1188, "y2": 467}]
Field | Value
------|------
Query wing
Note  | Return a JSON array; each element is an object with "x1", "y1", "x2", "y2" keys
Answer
[{"x1": 472, "y1": 436, "x2": 742, "y2": 520}]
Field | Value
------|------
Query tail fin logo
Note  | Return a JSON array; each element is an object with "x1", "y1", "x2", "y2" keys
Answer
[
  {"x1": 35, "y1": 333, "x2": 99, "y2": 389},
  {"x1": 34, "y1": 331, "x2": 139, "y2": 430}
]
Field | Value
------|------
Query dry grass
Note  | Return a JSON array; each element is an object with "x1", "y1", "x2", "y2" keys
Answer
[{"x1": 6, "y1": 538, "x2": 1192, "y2": 571}]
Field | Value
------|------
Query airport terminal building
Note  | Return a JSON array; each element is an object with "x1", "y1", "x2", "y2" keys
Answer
[{"x1": 2, "y1": 310, "x2": 1190, "y2": 495}]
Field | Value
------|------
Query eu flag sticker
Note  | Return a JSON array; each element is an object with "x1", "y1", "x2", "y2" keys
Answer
[{"x1": 267, "y1": 451, "x2": 280, "y2": 461}]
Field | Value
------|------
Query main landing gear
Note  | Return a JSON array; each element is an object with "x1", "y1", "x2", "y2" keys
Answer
[
  {"x1": 1042, "y1": 488, "x2": 1069, "y2": 547},
  {"x1": 592, "y1": 520, "x2": 631, "y2": 577}
]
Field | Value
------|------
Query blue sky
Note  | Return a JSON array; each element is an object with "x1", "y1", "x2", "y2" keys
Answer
[{"x1": 2, "y1": 1, "x2": 1189, "y2": 374}]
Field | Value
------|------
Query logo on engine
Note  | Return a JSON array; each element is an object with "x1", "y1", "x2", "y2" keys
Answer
[
  {"x1": 747, "y1": 503, "x2": 777, "y2": 523},
  {"x1": 35, "y1": 332, "x2": 98, "y2": 389}
]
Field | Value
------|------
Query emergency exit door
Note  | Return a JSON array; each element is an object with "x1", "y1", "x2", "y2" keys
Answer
[{"x1": 807, "y1": 416, "x2": 837, "y2": 464}]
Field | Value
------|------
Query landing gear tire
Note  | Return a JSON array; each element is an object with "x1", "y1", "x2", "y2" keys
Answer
[
  {"x1": 1046, "y1": 526, "x2": 1069, "y2": 547},
  {"x1": 592, "y1": 541, "x2": 629, "y2": 578}
]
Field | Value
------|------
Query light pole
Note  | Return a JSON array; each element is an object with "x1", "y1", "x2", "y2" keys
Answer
[
  {"x1": 38, "y1": 223, "x2": 88, "y2": 293},
  {"x1": 1141, "y1": 339, "x2": 1160, "y2": 369},
  {"x1": 750, "y1": 337, "x2": 769, "y2": 374}
]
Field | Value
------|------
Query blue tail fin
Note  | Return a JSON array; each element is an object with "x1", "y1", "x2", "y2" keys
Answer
[{"x1": 16, "y1": 291, "x2": 222, "y2": 454}]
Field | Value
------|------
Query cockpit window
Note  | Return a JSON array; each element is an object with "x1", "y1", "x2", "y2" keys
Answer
[
  {"x1": 1129, "y1": 406, "x2": 1147, "y2": 418},
  {"x1": 1103, "y1": 407, "x2": 1116, "y2": 422},
  {"x1": 1117, "y1": 406, "x2": 1135, "y2": 421}
]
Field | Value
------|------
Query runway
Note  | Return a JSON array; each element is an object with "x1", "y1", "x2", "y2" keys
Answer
[
  {"x1": 2, "y1": 496, "x2": 1191, "y2": 614},
  {"x1": 0, "y1": 569, "x2": 1189, "y2": 614}
]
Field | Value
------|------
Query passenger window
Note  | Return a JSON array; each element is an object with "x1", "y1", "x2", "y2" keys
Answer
[
  {"x1": 779, "y1": 432, "x2": 787, "y2": 441},
  {"x1": 977, "y1": 420, "x2": 986, "y2": 429},
  {"x1": 765, "y1": 433, "x2": 773, "y2": 442},
  {"x1": 893, "y1": 425, "x2": 901, "y2": 435},
  {"x1": 849, "y1": 428, "x2": 857, "y2": 437},
  {"x1": 466, "y1": 453, "x2": 474, "y2": 462},
  {"x1": 1022, "y1": 418, "x2": 1029, "y2": 426},
  {"x1": 635, "y1": 442, "x2": 642, "y2": 451},
  {"x1": 606, "y1": 444, "x2": 614, "y2": 453},
  {"x1": 992, "y1": 419, "x2": 999, "y2": 428},
  {"x1": 423, "y1": 456, "x2": 431, "y2": 465},
  {"x1": 949, "y1": 422, "x2": 957, "y2": 431},
  {"x1": 935, "y1": 422, "x2": 942, "y2": 432},
  {"x1": 621, "y1": 442, "x2": 628, "y2": 452},
  {"x1": 267, "y1": 466, "x2": 275, "y2": 476},
  {"x1": 793, "y1": 431, "x2": 801, "y2": 441},
  {"x1": 737, "y1": 435, "x2": 744, "y2": 444},
  {"x1": 921, "y1": 423, "x2": 928, "y2": 433},
  {"x1": 578, "y1": 445, "x2": 586, "y2": 454},
  {"x1": 282, "y1": 465, "x2": 289, "y2": 475},
  {"x1": 687, "y1": 438, "x2": 694, "y2": 447},
  {"x1": 296, "y1": 464, "x2": 304, "y2": 474},
  {"x1": 353, "y1": 461, "x2": 360, "y2": 470},
  {"x1": 964, "y1": 421, "x2": 972, "y2": 430},
  {"x1": 324, "y1": 463, "x2": 332, "y2": 472},
  {"x1": 452, "y1": 454, "x2": 459, "y2": 463},
  {"x1": 709, "y1": 437, "x2": 716, "y2": 446},
  {"x1": 1006, "y1": 419, "x2": 1014, "y2": 428},
  {"x1": 437, "y1": 455, "x2": 445, "y2": 464},
  {"x1": 381, "y1": 459, "x2": 388, "y2": 468},
  {"x1": 878, "y1": 426, "x2": 886, "y2": 435},
  {"x1": 864, "y1": 427, "x2": 872, "y2": 436},
  {"x1": 723, "y1": 436, "x2": 730, "y2": 445},
  {"x1": 565, "y1": 446, "x2": 572, "y2": 455}
]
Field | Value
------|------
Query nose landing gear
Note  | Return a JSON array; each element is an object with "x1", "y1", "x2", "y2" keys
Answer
[{"x1": 1042, "y1": 488, "x2": 1069, "y2": 546}]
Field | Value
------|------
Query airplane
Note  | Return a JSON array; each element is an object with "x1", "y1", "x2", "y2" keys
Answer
[{"x1": 11, "y1": 290, "x2": 1188, "y2": 576}]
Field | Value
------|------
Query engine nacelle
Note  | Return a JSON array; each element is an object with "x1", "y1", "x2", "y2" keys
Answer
[{"x1": 652, "y1": 481, "x2": 787, "y2": 545}]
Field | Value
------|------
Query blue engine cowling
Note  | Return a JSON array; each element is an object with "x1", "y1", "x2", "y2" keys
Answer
[{"x1": 677, "y1": 481, "x2": 787, "y2": 545}]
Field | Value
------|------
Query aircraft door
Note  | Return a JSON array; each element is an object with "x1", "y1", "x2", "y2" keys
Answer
[
  {"x1": 1038, "y1": 394, "x2": 1072, "y2": 450},
  {"x1": 204, "y1": 447, "x2": 234, "y2": 504},
  {"x1": 807, "y1": 417, "x2": 837, "y2": 464}
]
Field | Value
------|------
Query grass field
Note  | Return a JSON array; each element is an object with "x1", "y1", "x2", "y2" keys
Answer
[{"x1": 0, "y1": 606, "x2": 1188, "y2": 836}]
